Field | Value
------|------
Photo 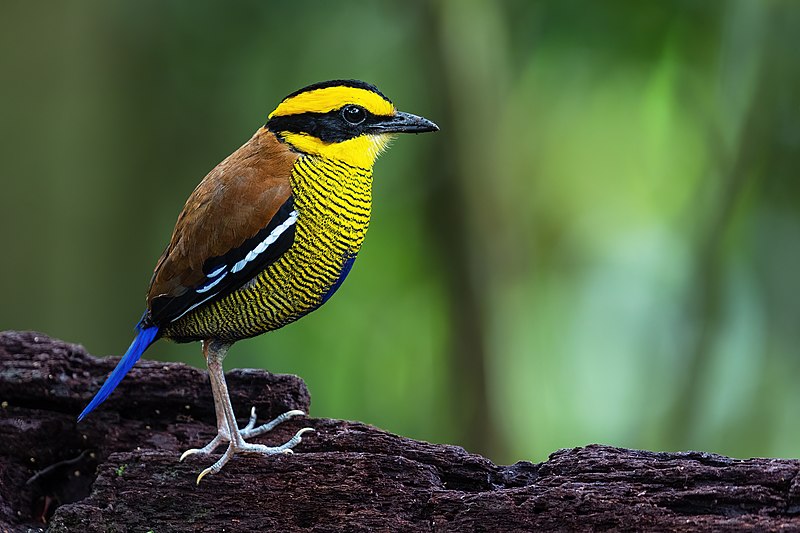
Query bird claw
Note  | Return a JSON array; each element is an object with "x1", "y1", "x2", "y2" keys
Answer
[
  {"x1": 180, "y1": 449, "x2": 200, "y2": 462},
  {"x1": 242, "y1": 406, "x2": 259, "y2": 432}
]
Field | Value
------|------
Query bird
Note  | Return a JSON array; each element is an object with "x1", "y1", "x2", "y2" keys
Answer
[{"x1": 77, "y1": 80, "x2": 438, "y2": 482}]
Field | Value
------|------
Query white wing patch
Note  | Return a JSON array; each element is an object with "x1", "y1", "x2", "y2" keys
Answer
[{"x1": 170, "y1": 209, "x2": 299, "y2": 322}]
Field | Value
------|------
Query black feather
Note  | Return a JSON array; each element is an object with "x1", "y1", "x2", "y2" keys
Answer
[{"x1": 147, "y1": 197, "x2": 297, "y2": 326}]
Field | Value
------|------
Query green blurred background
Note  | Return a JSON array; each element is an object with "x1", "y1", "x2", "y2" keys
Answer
[{"x1": 1, "y1": 0, "x2": 799, "y2": 465}]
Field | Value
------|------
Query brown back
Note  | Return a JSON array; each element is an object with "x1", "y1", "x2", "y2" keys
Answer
[{"x1": 146, "y1": 128, "x2": 298, "y2": 308}]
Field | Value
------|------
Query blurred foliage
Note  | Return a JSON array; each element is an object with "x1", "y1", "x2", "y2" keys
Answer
[{"x1": 1, "y1": 0, "x2": 799, "y2": 464}]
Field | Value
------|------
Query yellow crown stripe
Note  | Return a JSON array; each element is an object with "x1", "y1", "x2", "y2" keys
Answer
[{"x1": 269, "y1": 86, "x2": 395, "y2": 118}]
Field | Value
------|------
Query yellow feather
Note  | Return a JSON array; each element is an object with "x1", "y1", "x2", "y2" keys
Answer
[
  {"x1": 167, "y1": 155, "x2": 374, "y2": 341},
  {"x1": 280, "y1": 132, "x2": 393, "y2": 169},
  {"x1": 269, "y1": 86, "x2": 394, "y2": 118}
]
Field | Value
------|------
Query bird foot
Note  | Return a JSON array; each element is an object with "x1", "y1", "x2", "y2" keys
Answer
[
  {"x1": 179, "y1": 407, "x2": 306, "y2": 461},
  {"x1": 178, "y1": 407, "x2": 312, "y2": 482},
  {"x1": 195, "y1": 426, "x2": 314, "y2": 484}
]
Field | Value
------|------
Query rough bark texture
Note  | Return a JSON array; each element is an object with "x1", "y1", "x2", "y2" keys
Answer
[{"x1": 1, "y1": 331, "x2": 799, "y2": 532}]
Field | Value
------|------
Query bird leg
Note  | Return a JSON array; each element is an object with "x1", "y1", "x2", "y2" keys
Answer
[
  {"x1": 179, "y1": 340, "x2": 314, "y2": 483},
  {"x1": 178, "y1": 341, "x2": 232, "y2": 460}
]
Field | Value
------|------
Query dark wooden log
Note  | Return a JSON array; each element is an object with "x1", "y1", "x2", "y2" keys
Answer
[{"x1": 1, "y1": 330, "x2": 799, "y2": 532}]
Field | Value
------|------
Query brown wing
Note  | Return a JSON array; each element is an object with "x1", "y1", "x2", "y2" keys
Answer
[{"x1": 144, "y1": 128, "x2": 298, "y2": 325}]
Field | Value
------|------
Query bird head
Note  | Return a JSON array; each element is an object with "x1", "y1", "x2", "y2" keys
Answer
[{"x1": 266, "y1": 80, "x2": 438, "y2": 169}]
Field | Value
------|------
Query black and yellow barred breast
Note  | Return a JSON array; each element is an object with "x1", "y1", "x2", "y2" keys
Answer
[{"x1": 164, "y1": 156, "x2": 372, "y2": 341}]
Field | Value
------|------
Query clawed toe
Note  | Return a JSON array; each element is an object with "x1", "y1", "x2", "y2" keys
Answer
[
  {"x1": 196, "y1": 443, "x2": 236, "y2": 484},
  {"x1": 240, "y1": 408, "x2": 306, "y2": 439},
  {"x1": 238, "y1": 426, "x2": 315, "y2": 455},
  {"x1": 179, "y1": 430, "x2": 229, "y2": 462}
]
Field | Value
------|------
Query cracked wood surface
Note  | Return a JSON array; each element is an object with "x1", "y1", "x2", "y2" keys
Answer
[{"x1": 1, "y1": 330, "x2": 799, "y2": 532}]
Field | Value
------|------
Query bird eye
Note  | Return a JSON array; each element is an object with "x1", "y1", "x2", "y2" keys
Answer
[{"x1": 341, "y1": 105, "x2": 367, "y2": 125}]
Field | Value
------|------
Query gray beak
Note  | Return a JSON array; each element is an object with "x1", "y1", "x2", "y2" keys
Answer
[{"x1": 367, "y1": 111, "x2": 439, "y2": 134}]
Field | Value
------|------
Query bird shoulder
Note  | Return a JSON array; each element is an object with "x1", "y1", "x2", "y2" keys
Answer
[{"x1": 145, "y1": 128, "x2": 298, "y2": 324}]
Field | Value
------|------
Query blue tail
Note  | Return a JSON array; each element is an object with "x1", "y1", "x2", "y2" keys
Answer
[{"x1": 77, "y1": 324, "x2": 159, "y2": 421}]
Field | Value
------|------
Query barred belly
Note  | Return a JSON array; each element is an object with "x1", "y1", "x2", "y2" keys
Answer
[{"x1": 166, "y1": 156, "x2": 372, "y2": 341}]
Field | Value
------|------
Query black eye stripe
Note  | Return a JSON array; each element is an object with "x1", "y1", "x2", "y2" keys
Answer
[{"x1": 267, "y1": 109, "x2": 385, "y2": 143}]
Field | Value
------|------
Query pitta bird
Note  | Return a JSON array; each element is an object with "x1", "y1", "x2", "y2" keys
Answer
[{"x1": 78, "y1": 80, "x2": 438, "y2": 482}]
